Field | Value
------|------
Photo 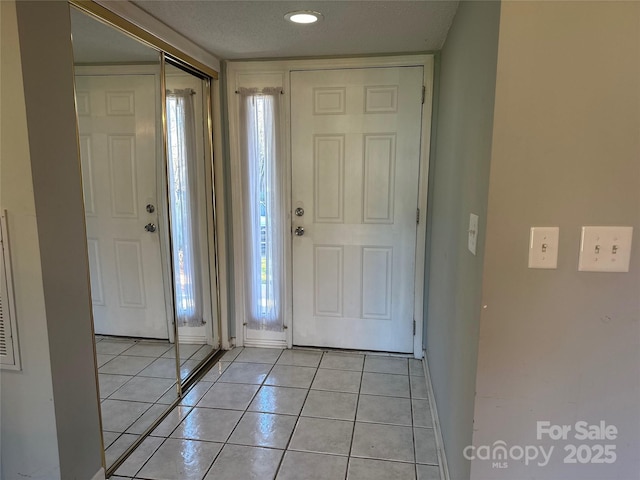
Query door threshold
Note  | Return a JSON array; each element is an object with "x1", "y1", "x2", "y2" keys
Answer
[{"x1": 290, "y1": 345, "x2": 417, "y2": 358}]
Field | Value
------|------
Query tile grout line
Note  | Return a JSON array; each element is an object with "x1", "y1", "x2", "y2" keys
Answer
[
  {"x1": 102, "y1": 365, "x2": 178, "y2": 459},
  {"x1": 123, "y1": 432, "x2": 165, "y2": 479},
  {"x1": 117, "y1": 349, "x2": 429, "y2": 479},
  {"x1": 129, "y1": 349, "x2": 239, "y2": 479},
  {"x1": 413, "y1": 377, "x2": 419, "y2": 480},
  {"x1": 272, "y1": 350, "x2": 325, "y2": 479},
  {"x1": 98, "y1": 338, "x2": 217, "y2": 477},
  {"x1": 353, "y1": 357, "x2": 426, "y2": 476},
  {"x1": 125, "y1": 347, "x2": 243, "y2": 479},
  {"x1": 200, "y1": 347, "x2": 285, "y2": 480},
  {"x1": 131, "y1": 403, "x2": 197, "y2": 478},
  {"x1": 344, "y1": 354, "x2": 366, "y2": 480},
  {"x1": 180, "y1": 348, "x2": 250, "y2": 479}
]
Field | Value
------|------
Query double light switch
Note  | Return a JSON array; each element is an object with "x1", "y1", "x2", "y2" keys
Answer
[
  {"x1": 578, "y1": 226, "x2": 633, "y2": 272},
  {"x1": 528, "y1": 226, "x2": 633, "y2": 272}
]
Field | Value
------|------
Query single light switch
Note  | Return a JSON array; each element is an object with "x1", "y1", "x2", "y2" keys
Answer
[
  {"x1": 578, "y1": 226, "x2": 633, "y2": 272},
  {"x1": 528, "y1": 227, "x2": 559, "y2": 269},
  {"x1": 468, "y1": 213, "x2": 479, "y2": 255}
]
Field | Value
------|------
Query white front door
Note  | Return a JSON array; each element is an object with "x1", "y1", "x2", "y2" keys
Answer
[
  {"x1": 76, "y1": 74, "x2": 168, "y2": 339},
  {"x1": 291, "y1": 66, "x2": 424, "y2": 352}
]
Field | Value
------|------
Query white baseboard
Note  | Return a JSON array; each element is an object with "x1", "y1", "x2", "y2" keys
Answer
[
  {"x1": 90, "y1": 467, "x2": 105, "y2": 480},
  {"x1": 177, "y1": 333, "x2": 207, "y2": 344},
  {"x1": 423, "y1": 350, "x2": 450, "y2": 480},
  {"x1": 243, "y1": 338, "x2": 287, "y2": 348},
  {"x1": 243, "y1": 326, "x2": 287, "y2": 348}
]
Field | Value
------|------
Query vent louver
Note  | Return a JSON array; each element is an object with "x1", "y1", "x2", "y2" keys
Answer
[
  {"x1": 0, "y1": 295, "x2": 7, "y2": 356},
  {"x1": 1, "y1": 211, "x2": 21, "y2": 370},
  {"x1": 0, "y1": 293, "x2": 7, "y2": 356}
]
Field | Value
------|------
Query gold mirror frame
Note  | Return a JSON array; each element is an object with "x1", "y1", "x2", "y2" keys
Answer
[
  {"x1": 69, "y1": 1, "x2": 223, "y2": 475},
  {"x1": 70, "y1": 0, "x2": 218, "y2": 80}
]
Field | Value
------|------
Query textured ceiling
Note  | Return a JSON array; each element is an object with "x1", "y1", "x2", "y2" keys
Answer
[{"x1": 132, "y1": 1, "x2": 459, "y2": 60}]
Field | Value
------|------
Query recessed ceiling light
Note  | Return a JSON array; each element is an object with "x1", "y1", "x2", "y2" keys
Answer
[{"x1": 284, "y1": 10, "x2": 323, "y2": 24}]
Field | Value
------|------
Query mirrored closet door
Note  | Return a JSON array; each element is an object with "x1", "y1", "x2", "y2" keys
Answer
[
  {"x1": 164, "y1": 61, "x2": 219, "y2": 381},
  {"x1": 69, "y1": 4, "x2": 220, "y2": 473}
]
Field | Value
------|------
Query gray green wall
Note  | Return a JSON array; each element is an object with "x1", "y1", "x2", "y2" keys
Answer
[
  {"x1": 472, "y1": 2, "x2": 640, "y2": 478},
  {"x1": 1, "y1": 1, "x2": 61, "y2": 477},
  {"x1": 1, "y1": 1, "x2": 103, "y2": 478},
  {"x1": 423, "y1": 2, "x2": 501, "y2": 479}
]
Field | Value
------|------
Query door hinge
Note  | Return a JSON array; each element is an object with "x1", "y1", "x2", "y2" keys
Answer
[
  {"x1": 416, "y1": 208, "x2": 420, "y2": 225},
  {"x1": 421, "y1": 85, "x2": 426, "y2": 105},
  {"x1": 413, "y1": 319, "x2": 416, "y2": 336}
]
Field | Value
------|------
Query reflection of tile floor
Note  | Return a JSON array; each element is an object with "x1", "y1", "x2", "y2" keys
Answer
[
  {"x1": 110, "y1": 347, "x2": 443, "y2": 480},
  {"x1": 95, "y1": 336, "x2": 215, "y2": 466}
]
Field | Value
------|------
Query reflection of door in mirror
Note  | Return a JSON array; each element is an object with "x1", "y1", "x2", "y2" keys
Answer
[
  {"x1": 76, "y1": 72, "x2": 169, "y2": 339},
  {"x1": 70, "y1": 7, "x2": 180, "y2": 471},
  {"x1": 165, "y1": 63, "x2": 218, "y2": 379}
]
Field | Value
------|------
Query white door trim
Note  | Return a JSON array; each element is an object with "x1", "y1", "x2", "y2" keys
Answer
[
  {"x1": 227, "y1": 55, "x2": 434, "y2": 357},
  {"x1": 211, "y1": 78, "x2": 231, "y2": 349}
]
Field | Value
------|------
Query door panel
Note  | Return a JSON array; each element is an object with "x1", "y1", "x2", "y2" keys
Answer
[
  {"x1": 76, "y1": 74, "x2": 168, "y2": 339},
  {"x1": 291, "y1": 67, "x2": 423, "y2": 353}
]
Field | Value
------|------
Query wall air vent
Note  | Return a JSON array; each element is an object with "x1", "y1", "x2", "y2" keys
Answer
[{"x1": 1, "y1": 211, "x2": 21, "y2": 370}]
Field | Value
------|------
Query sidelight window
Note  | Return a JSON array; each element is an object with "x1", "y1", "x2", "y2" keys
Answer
[{"x1": 237, "y1": 87, "x2": 285, "y2": 331}]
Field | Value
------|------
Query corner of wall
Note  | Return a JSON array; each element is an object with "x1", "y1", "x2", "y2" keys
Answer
[
  {"x1": 217, "y1": 60, "x2": 237, "y2": 341},
  {"x1": 13, "y1": 1, "x2": 103, "y2": 478},
  {"x1": 424, "y1": 2, "x2": 501, "y2": 479},
  {"x1": 1, "y1": 1, "x2": 61, "y2": 478}
]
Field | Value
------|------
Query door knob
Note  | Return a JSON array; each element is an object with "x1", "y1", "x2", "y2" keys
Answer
[
  {"x1": 294, "y1": 226, "x2": 305, "y2": 236},
  {"x1": 146, "y1": 204, "x2": 155, "y2": 213},
  {"x1": 295, "y1": 207, "x2": 305, "y2": 217},
  {"x1": 144, "y1": 223, "x2": 157, "y2": 233}
]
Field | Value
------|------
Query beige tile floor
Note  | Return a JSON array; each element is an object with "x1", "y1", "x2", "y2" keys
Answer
[
  {"x1": 110, "y1": 347, "x2": 443, "y2": 480},
  {"x1": 96, "y1": 336, "x2": 215, "y2": 466}
]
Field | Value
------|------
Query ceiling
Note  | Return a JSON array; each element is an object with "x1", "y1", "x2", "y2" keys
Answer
[{"x1": 131, "y1": 1, "x2": 459, "y2": 60}]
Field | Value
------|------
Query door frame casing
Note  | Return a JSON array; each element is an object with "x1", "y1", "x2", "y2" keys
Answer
[
  {"x1": 227, "y1": 55, "x2": 434, "y2": 358},
  {"x1": 164, "y1": 65, "x2": 217, "y2": 348}
]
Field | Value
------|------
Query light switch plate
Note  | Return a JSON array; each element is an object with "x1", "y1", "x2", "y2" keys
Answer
[
  {"x1": 468, "y1": 213, "x2": 479, "y2": 255},
  {"x1": 528, "y1": 227, "x2": 559, "y2": 269},
  {"x1": 578, "y1": 226, "x2": 633, "y2": 272}
]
